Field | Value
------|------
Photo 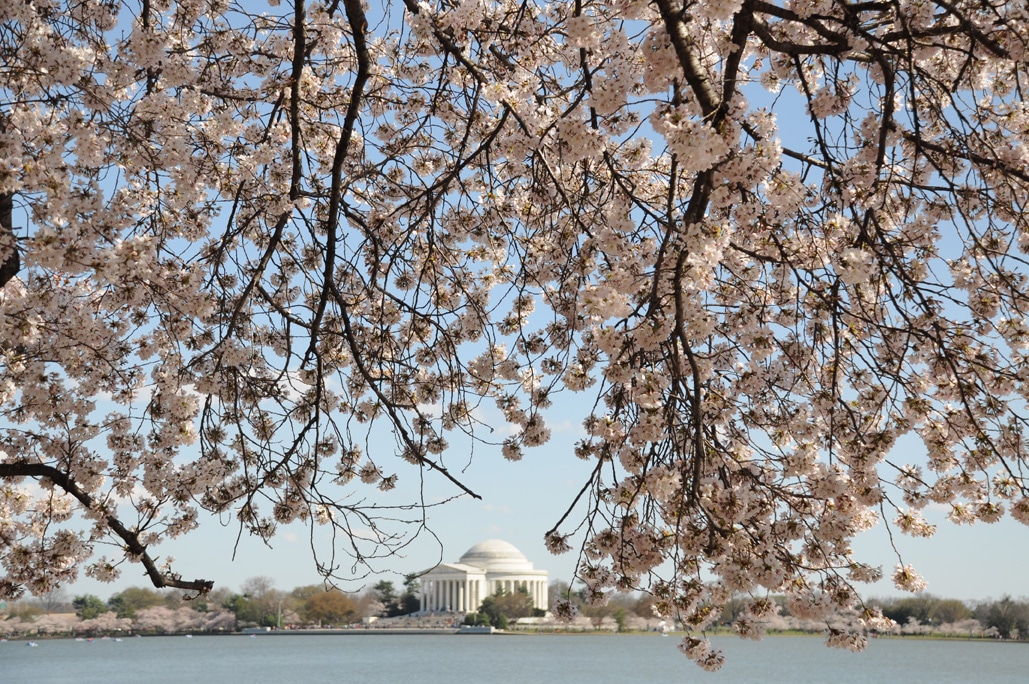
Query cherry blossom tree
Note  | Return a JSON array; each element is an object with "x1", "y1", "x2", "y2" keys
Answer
[
  {"x1": 133, "y1": 604, "x2": 204, "y2": 634},
  {"x1": 77, "y1": 610, "x2": 134, "y2": 634},
  {"x1": 2, "y1": 0, "x2": 1029, "y2": 669}
]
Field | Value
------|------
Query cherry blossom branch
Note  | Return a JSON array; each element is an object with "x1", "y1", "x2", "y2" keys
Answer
[
  {"x1": 0, "y1": 117, "x2": 17, "y2": 290},
  {"x1": 0, "y1": 462, "x2": 214, "y2": 594},
  {"x1": 750, "y1": 15, "x2": 851, "y2": 56},
  {"x1": 652, "y1": 0, "x2": 720, "y2": 117},
  {"x1": 304, "y1": 0, "x2": 372, "y2": 363},
  {"x1": 0, "y1": 190, "x2": 16, "y2": 289}
]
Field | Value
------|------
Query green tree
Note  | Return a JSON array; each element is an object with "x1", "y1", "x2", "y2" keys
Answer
[
  {"x1": 494, "y1": 587, "x2": 535, "y2": 622},
  {"x1": 463, "y1": 612, "x2": 491, "y2": 627},
  {"x1": 73, "y1": 594, "x2": 106, "y2": 620},
  {"x1": 877, "y1": 595, "x2": 937, "y2": 626},
  {"x1": 977, "y1": 596, "x2": 1029, "y2": 639},
  {"x1": 611, "y1": 607, "x2": 628, "y2": 632},
  {"x1": 928, "y1": 599, "x2": 971, "y2": 625},
  {"x1": 291, "y1": 585, "x2": 324, "y2": 602},
  {"x1": 222, "y1": 594, "x2": 256, "y2": 625},
  {"x1": 106, "y1": 595, "x2": 130, "y2": 619},
  {"x1": 107, "y1": 587, "x2": 165, "y2": 619},
  {"x1": 373, "y1": 580, "x2": 399, "y2": 617},
  {"x1": 477, "y1": 596, "x2": 509, "y2": 630},
  {"x1": 303, "y1": 590, "x2": 358, "y2": 625},
  {"x1": 475, "y1": 587, "x2": 535, "y2": 629},
  {"x1": 398, "y1": 575, "x2": 421, "y2": 616}
]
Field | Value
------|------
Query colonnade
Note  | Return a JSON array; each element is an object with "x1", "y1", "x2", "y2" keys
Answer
[{"x1": 420, "y1": 576, "x2": 548, "y2": 613}]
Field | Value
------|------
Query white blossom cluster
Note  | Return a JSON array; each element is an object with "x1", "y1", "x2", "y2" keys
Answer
[{"x1": 3, "y1": 0, "x2": 1029, "y2": 671}]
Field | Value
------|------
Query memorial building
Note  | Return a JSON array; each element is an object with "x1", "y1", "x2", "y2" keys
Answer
[{"x1": 418, "y1": 539, "x2": 549, "y2": 613}]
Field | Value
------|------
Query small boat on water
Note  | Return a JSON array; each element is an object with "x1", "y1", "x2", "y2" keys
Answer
[{"x1": 26, "y1": 641, "x2": 38, "y2": 647}]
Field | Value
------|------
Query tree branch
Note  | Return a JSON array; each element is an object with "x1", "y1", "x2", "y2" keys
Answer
[{"x1": 0, "y1": 462, "x2": 214, "y2": 594}]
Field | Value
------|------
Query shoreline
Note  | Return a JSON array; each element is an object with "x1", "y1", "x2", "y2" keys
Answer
[{"x1": 6, "y1": 628, "x2": 1027, "y2": 644}]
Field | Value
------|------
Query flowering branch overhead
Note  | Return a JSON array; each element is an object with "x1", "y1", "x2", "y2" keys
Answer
[
  {"x1": 0, "y1": 462, "x2": 213, "y2": 595},
  {"x1": 3, "y1": 0, "x2": 1029, "y2": 669}
]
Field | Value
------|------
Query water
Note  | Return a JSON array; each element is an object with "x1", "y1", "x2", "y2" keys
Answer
[{"x1": 3, "y1": 633, "x2": 1028, "y2": 683}]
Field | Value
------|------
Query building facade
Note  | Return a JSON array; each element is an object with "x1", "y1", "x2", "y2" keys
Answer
[{"x1": 418, "y1": 539, "x2": 549, "y2": 613}]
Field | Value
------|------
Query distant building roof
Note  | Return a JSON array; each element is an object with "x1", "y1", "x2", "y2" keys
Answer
[{"x1": 458, "y1": 539, "x2": 533, "y2": 572}]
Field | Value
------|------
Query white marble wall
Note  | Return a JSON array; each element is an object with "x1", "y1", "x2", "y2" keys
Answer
[{"x1": 420, "y1": 576, "x2": 548, "y2": 613}]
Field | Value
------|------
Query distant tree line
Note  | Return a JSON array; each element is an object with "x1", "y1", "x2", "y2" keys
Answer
[
  {"x1": 542, "y1": 581, "x2": 1029, "y2": 640},
  {"x1": 0, "y1": 576, "x2": 423, "y2": 637},
  {"x1": 5, "y1": 578, "x2": 1028, "y2": 641},
  {"x1": 710, "y1": 593, "x2": 1029, "y2": 641},
  {"x1": 871, "y1": 595, "x2": 1029, "y2": 640}
]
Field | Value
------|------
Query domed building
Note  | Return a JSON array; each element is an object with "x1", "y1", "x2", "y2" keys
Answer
[{"x1": 418, "y1": 539, "x2": 549, "y2": 613}]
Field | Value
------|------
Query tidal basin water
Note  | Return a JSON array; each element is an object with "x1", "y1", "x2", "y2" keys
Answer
[{"x1": 4, "y1": 633, "x2": 1029, "y2": 683}]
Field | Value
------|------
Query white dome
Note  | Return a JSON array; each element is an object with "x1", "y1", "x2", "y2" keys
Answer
[{"x1": 458, "y1": 539, "x2": 533, "y2": 571}]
